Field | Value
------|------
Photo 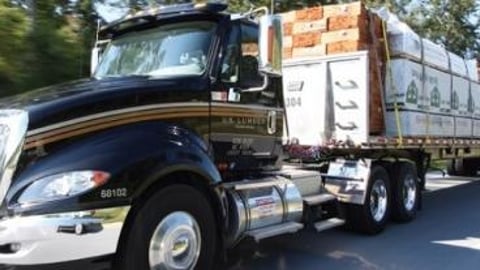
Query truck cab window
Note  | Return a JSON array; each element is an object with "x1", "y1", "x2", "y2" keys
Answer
[
  {"x1": 239, "y1": 23, "x2": 264, "y2": 89},
  {"x1": 95, "y1": 21, "x2": 216, "y2": 78},
  {"x1": 220, "y1": 25, "x2": 240, "y2": 83},
  {"x1": 218, "y1": 22, "x2": 277, "y2": 106}
]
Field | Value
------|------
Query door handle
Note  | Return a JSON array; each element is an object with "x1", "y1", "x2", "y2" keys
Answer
[
  {"x1": 335, "y1": 100, "x2": 359, "y2": 110},
  {"x1": 267, "y1": 111, "x2": 277, "y2": 135},
  {"x1": 336, "y1": 122, "x2": 358, "y2": 131},
  {"x1": 335, "y1": 80, "x2": 358, "y2": 90}
]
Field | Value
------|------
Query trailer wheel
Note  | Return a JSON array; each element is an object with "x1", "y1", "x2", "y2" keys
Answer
[
  {"x1": 344, "y1": 165, "x2": 391, "y2": 235},
  {"x1": 391, "y1": 162, "x2": 419, "y2": 222},
  {"x1": 447, "y1": 160, "x2": 457, "y2": 176},
  {"x1": 450, "y1": 158, "x2": 477, "y2": 176},
  {"x1": 118, "y1": 185, "x2": 218, "y2": 270}
]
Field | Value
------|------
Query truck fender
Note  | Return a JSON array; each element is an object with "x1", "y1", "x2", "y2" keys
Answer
[{"x1": 8, "y1": 122, "x2": 226, "y2": 223}]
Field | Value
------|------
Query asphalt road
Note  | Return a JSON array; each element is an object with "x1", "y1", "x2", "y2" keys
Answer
[
  {"x1": 2, "y1": 174, "x2": 478, "y2": 270},
  {"x1": 228, "y1": 174, "x2": 480, "y2": 270}
]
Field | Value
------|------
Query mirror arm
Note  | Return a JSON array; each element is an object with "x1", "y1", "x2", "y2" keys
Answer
[{"x1": 241, "y1": 74, "x2": 269, "y2": 93}]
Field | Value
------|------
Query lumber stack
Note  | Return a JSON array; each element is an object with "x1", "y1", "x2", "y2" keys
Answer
[
  {"x1": 280, "y1": 2, "x2": 385, "y2": 134},
  {"x1": 281, "y1": 1, "x2": 480, "y2": 140},
  {"x1": 281, "y1": 2, "x2": 379, "y2": 59}
]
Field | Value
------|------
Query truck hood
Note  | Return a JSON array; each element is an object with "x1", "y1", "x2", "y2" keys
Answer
[{"x1": 0, "y1": 76, "x2": 210, "y2": 130}]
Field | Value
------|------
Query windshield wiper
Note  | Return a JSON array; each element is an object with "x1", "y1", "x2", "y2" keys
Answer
[{"x1": 94, "y1": 74, "x2": 152, "y2": 80}]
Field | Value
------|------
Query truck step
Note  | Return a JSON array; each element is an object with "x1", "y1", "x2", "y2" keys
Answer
[
  {"x1": 303, "y1": 193, "x2": 336, "y2": 206},
  {"x1": 314, "y1": 218, "x2": 345, "y2": 232},
  {"x1": 224, "y1": 178, "x2": 285, "y2": 191},
  {"x1": 246, "y1": 222, "x2": 304, "y2": 242}
]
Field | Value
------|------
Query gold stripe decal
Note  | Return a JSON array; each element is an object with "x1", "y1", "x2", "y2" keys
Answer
[{"x1": 24, "y1": 102, "x2": 280, "y2": 150}]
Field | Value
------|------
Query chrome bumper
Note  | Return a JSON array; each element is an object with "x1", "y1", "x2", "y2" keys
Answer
[{"x1": 0, "y1": 206, "x2": 130, "y2": 265}]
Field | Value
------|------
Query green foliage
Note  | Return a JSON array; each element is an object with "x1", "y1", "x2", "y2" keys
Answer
[
  {"x1": 414, "y1": 0, "x2": 480, "y2": 58},
  {"x1": 21, "y1": 1, "x2": 85, "y2": 90},
  {"x1": 0, "y1": 1, "x2": 28, "y2": 95},
  {"x1": 0, "y1": 0, "x2": 93, "y2": 97}
]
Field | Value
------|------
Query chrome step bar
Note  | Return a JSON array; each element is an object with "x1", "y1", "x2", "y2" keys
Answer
[
  {"x1": 314, "y1": 218, "x2": 345, "y2": 232},
  {"x1": 223, "y1": 178, "x2": 286, "y2": 191},
  {"x1": 303, "y1": 193, "x2": 336, "y2": 206},
  {"x1": 246, "y1": 222, "x2": 304, "y2": 242}
]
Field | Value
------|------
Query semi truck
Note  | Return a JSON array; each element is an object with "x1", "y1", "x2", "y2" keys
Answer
[{"x1": 0, "y1": 2, "x2": 477, "y2": 270}]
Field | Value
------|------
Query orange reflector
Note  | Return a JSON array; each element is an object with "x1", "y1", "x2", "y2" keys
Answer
[{"x1": 92, "y1": 171, "x2": 110, "y2": 186}]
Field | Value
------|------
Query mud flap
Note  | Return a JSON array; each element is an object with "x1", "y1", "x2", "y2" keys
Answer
[{"x1": 324, "y1": 159, "x2": 372, "y2": 205}]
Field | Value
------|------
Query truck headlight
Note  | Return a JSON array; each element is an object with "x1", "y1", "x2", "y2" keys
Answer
[
  {"x1": 17, "y1": 171, "x2": 110, "y2": 205},
  {"x1": 0, "y1": 110, "x2": 29, "y2": 203}
]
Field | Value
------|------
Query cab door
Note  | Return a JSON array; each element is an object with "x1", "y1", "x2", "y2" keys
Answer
[{"x1": 210, "y1": 21, "x2": 284, "y2": 176}]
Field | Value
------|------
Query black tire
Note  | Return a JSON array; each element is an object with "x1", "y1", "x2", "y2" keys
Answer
[
  {"x1": 118, "y1": 185, "x2": 218, "y2": 270},
  {"x1": 343, "y1": 165, "x2": 391, "y2": 235},
  {"x1": 391, "y1": 162, "x2": 419, "y2": 223},
  {"x1": 453, "y1": 158, "x2": 477, "y2": 176},
  {"x1": 447, "y1": 159, "x2": 457, "y2": 176}
]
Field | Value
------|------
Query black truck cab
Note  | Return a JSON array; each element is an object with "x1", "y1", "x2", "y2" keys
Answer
[{"x1": 0, "y1": 3, "x2": 285, "y2": 270}]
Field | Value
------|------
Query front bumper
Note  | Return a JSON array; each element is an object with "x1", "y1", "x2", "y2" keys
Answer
[{"x1": 0, "y1": 206, "x2": 130, "y2": 266}]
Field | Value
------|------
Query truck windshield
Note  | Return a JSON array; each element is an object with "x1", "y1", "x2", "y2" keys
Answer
[{"x1": 95, "y1": 21, "x2": 216, "y2": 78}]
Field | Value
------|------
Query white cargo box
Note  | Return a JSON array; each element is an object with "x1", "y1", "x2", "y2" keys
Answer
[
  {"x1": 451, "y1": 76, "x2": 471, "y2": 116},
  {"x1": 385, "y1": 110, "x2": 427, "y2": 137},
  {"x1": 385, "y1": 59, "x2": 425, "y2": 110},
  {"x1": 448, "y1": 52, "x2": 467, "y2": 78},
  {"x1": 466, "y1": 59, "x2": 479, "y2": 82},
  {"x1": 454, "y1": 117, "x2": 473, "y2": 138},
  {"x1": 422, "y1": 38, "x2": 449, "y2": 71},
  {"x1": 389, "y1": 30, "x2": 422, "y2": 60},
  {"x1": 282, "y1": 59, "x2": 329, "y2": 146},
  {"x1": 472, "y1": 82, "x2": 480, "y2": 119},
  {"x1": 328, "y1": 52, "x2": 369, "y2": 145},
  {"x1": 429, "y1": 114, "x2": 454, "y2": 137},
  {"x1": 282, "y1": 51, "x2": 370, "y2": 146},
  {"x1": 473, "y1": 120, "x2": 480, "y2": 138},
  {"x1": 424, "y1": 66, "x2": 451, "y2": 113},
  {"x1": 385, "y1": 110, "x2": 455, "y2": 138}
]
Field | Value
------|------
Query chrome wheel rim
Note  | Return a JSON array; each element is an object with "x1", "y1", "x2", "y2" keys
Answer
[
  {"x1": 403, "y1": 175, "x2": 417, "y2": 212},
  {"x1": 149, "y1": 211, "x2": 201, "y2": 270},
  {"x1": 370, "y1": 179, "x2": 388, "y2": 222}
]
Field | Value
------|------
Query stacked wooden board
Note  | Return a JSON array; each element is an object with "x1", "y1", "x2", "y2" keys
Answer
[
  {"x1": 281, "y1": 2, "x2": 378, "y2": 58},
  {"x1": 280, "y1": 1, "x2": 385, "y2": 134},
  {"x1": 281, "y1": 1, "x2": 480, "y2": 141}
]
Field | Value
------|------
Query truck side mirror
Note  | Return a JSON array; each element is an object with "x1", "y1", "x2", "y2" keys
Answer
[{"x1": 258, "y1": 15, "x2": 282, "y2": 77}]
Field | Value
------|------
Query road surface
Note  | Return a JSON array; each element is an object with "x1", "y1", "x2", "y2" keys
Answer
[
  {"x1": 2, "y1": 174, "x2": 478, "y2": 270},
  {"x1": 228, "y1": 173, "x2": 480, "y2": 270}
]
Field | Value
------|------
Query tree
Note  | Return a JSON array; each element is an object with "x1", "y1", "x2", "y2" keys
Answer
[
  {"x1": 0, "y1": 0, "x2": 28, "y2": 96},
  {"x1": 415, "y1": 0, "x2": 480, "y2": 57},
  {"x1": 17, "y1": 0, "x2": 88, "y2": 91}
]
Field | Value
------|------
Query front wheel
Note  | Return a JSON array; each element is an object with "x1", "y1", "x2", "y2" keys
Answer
[{"x1": 118, "y1": 185, "x2": 218, "y2": 270}]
